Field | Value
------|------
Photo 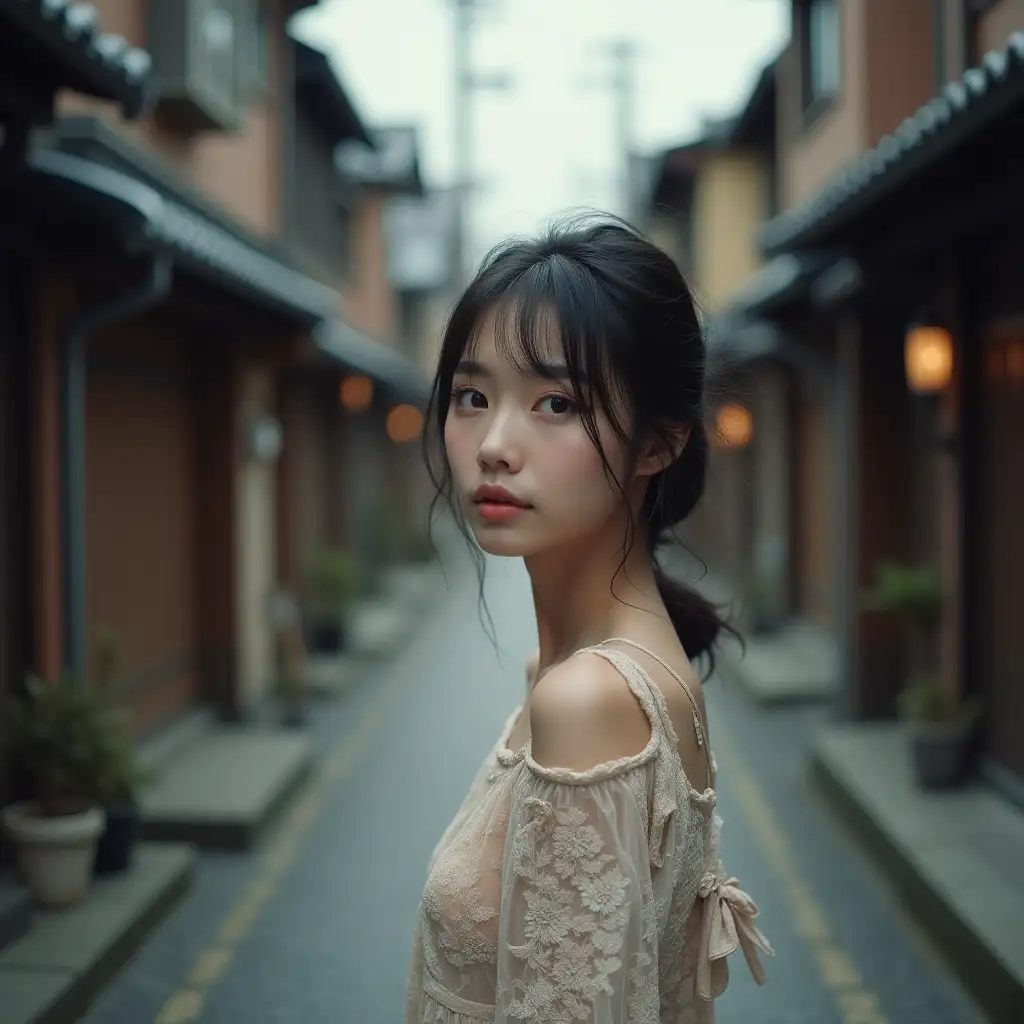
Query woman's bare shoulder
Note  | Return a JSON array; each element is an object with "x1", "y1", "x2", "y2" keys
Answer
[{"x1": 529, "y1": 652, "x2": 650, "y2": 772}]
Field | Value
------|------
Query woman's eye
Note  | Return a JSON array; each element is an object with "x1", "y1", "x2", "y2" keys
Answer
[
  {"x1": 452, "y1": 386, "x2": 487, "y2": 410},
  {"x1": 537, "y1": 394, "x2": 575, "y2": 416}
]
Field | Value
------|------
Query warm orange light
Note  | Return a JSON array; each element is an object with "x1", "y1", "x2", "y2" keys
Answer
[
  {"x1": 905, "y1": 324, "x2": 953, "y2": 395},
  {"x1": 340, "y1": 374, "x2": 374, "y2": 411},
  {"x1": 386, "y1": 404, "x2": 423, "y2": 443},
  {"x1": 714, "y1": 403, "x2": 753, "y2": 451},
  {"x1": 1008, "y1": 342, "x2": 1024, "y2": 383}
]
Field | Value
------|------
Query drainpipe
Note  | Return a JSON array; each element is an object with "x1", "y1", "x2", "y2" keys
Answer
[{"x1": 61, "y1": 255, "x2": 174, "y2": 683}]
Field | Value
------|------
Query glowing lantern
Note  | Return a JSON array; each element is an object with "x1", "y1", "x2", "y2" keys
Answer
[
  {"x1": 340, "y1": 374, "x2": 374, "y2": 412},
  {"x1": 905, "y1": 323, "x2": 953, "y2": 395},
  {"x1": 386, "y1": 404, "x2": 424, "y2": 443},
  {"x1": 714, "y1": 403, "x2": 753, "y2": 451}
]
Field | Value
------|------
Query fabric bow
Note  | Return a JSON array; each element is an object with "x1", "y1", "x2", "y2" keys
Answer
[{"x1": 695, "y1": 871, "x2": 774, "y2": 1001}]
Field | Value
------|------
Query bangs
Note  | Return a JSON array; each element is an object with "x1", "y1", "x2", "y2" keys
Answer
[{"x1": 459, "y1": 253, "x2": 633, "y2": 445}]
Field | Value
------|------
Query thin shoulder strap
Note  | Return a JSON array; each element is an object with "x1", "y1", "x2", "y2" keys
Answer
[{"x1": 599, "y1": 637, "x2": 713, "y2": 787}]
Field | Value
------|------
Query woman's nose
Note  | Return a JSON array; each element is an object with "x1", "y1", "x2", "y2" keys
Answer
[{"x1": 476, "y1": 410, "x2": 522, "y2": 473}]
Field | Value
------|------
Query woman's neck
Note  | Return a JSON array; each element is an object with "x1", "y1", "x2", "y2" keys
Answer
[{"x1": 526, "y1": 514, "x2": 663, "y2": 673}]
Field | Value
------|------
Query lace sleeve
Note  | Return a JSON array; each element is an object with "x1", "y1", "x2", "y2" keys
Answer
[{"x1": 495, "y1": 771, "x2": 661, "y2": 1024}]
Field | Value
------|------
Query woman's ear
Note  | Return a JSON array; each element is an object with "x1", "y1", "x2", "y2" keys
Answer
[{"x1": 636, "y1": 424, "x2": 691, "y2": 478}]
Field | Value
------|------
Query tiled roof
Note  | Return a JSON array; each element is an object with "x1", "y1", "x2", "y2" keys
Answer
[
  {"x1": 24, "y1": 148, "x2": 427, "y2": 398},
  {"x1": 314, "y1": 320, "x2": 429, "y2": 403},
  {"x1": 29, "y1": 148, "x2": 336, "y2": 322},
  {"x1": 760, "y1": 31, "x2": 1024, "y2": 257},
  {"x1": 293, "y1": 38, "x2": 373, "y2": 147},
  {"x1": 728, "y1": 252, "x2": 830, "y2": 316},
  {"x1": 1, "y1": 1, "x2": 151, "y2": 117}
]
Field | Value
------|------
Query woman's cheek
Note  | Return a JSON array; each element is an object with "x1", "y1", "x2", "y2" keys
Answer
[{"x1": 556, "y1": 431, "x2": 609, "y2": 495}]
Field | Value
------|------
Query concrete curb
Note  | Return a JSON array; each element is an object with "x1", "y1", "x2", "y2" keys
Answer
[
  {"x1": 140, "y1": 733, "x2": 317, "y2": 852},
  {"x1": 809, "y1": 734, "x2": 1023, "y2": 1024},
  {"x1": 0, "y1": 844, "x2": 196, "y2": 1024}
]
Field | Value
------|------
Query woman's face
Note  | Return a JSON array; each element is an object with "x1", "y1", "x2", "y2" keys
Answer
[{"x1": 444, "y1": 312, "x2": 632, "y2": 558}]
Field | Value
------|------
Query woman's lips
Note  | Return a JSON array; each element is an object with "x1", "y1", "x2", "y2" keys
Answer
[
  {"x1": 472, "y1": 484, "x2": 530, "y2": 522},
  {"x1": 476, "y1": 501, "x2": 527, "y2": 523}
]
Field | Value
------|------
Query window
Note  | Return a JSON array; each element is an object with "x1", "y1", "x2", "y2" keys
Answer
[{"x1": 803, "y1": 0, "x2": 842, "y2": 110}]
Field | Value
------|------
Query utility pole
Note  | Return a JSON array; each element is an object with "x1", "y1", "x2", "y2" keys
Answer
[
  {"x1": 609, "y1": 39, "x2": 637, "y2": 220},
  {"x1": 452, "y1": 0, "x2": 473, "y2": 290},
  {"x1": 579, "y1": 38, "x2": 639, "y2": 219},
  {"x1": 449, "y1": 0, "x2": 509, "y2": 289}
]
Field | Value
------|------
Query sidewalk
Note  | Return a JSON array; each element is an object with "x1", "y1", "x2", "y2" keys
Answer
[
  {"x1": 811, "y1": 724, "x2": 1024, "y2": 1024},
  {"x1": 0, "y1": 532, "x2": 463, "y2": 1024}
]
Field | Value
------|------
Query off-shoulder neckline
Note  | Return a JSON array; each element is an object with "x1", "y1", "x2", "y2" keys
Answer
[
  {"x1": 495, "y1": 703, "x2": 527, "y2": 767},
  {"x1": 494, "y1": 650, "x2": 716, "y2": 806}
]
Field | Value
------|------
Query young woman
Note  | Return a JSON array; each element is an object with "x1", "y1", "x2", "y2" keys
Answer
[{"x1": 406, "y1": 216, "x2": 772, "y2": 1023}]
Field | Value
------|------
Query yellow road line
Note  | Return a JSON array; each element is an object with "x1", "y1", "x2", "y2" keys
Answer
[
  {"x1": 153, "y1": 671, "x2": 411, "y2": 1023},
  {"x1": 713, "y1": 717, "x2": 890, "y2": 1024}
]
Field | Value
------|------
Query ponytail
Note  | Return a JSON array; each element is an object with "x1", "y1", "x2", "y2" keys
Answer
[
  {"x1": 652, "y1": 561, "x2": 737, "y2": 679},
  {"x1": 646, "y1": 420, "x2": 740, "y2": 677}
]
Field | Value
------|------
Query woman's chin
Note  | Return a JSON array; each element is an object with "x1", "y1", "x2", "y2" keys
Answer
[{"x1": 471, "y1": 523, "x2": 536, "y2": 557}]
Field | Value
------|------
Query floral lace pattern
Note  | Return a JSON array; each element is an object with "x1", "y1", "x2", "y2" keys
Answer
[
  {"x1": 406, "y1": 647, "x2": 771, "y2": 1024},
  {"x1": 499, "y1": 793, "x2": 660, "y2": 1022}
]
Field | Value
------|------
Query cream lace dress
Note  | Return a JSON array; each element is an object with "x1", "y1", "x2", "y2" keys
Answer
[{"x1": 406, "y1": 639, "x2": 772, "y2": 1023}]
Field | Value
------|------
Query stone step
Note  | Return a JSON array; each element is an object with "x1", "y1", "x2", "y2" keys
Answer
[
  {"x1": 137, "y1": 706, "x2": 216, "y2": 775},
  {"x1": 718, "y1": 622, "x2": 839, "y2": 706},
  {"x1": 811, "y1": 724, "x2": 1024, "y2": 1024},
  {"x1": 139, "y1": 727, "x2": 315, "y2": 851},
  {"x1": 0, "y1": 844, "x2": 195, "y2": 1024},
  {"x1": 0, "y1": 882, "x2": 32, "y2": 953}
]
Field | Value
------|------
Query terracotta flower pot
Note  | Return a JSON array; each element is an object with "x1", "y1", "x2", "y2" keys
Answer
[{"x1": 2, "y1": 802, "x2": 104, "y2": 907}]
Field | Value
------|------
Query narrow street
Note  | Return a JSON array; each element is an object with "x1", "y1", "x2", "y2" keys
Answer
[{"x1": 83, "y1": 550, "x2": 984, "y2": 1024}]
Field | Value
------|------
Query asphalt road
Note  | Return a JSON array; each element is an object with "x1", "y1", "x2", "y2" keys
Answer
[{"x1": 84, "y1": 549, "x2": 985, "y2": 1024}]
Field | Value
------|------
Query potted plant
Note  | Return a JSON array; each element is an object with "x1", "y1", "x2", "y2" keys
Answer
[
  {"x1": 303, "y1": 547, "x2": 360, "y2": 655},
  {"x1": 89, "y1": 630, "x2": 152, "y2": 876},
  {"x1": 897, "y1": 673, "x2": 981, "y2": 789},
  {"x1": 863, "y1": 561, "x2": 979, "y2": 789},
  {"x1": 1, "y1": 673, "x2": 116, "y2": 906}
]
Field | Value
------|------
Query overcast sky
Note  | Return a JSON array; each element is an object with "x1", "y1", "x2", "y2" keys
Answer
[{"x1": 294, "y1": 0, "x2": 788, "y2": 265}]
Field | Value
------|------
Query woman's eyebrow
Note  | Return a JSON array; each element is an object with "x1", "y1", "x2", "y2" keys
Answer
[
  {"x1": 454, "y1": 359, "x2": 587, "y2": 384},
  {"x1": 454, "y1": 360, "x2": 491, "y2": 377},
  {"x1": 534, "y1": 363, "x2": 588, "y2": 384}
]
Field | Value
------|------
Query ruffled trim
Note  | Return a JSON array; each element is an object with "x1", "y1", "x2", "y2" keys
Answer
[
  {"x1": 521, "y1": 647, "x2": 665, "y2": 785},
  {"x1": 495, "y1": 703, "x2": 527, "y2": 767},
  {"x1": 523, "y1": 736, "x2": 660, "y2": 785},
  {"x1": 521, "y1": 647, "x2": 718, "y2": 868}
]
